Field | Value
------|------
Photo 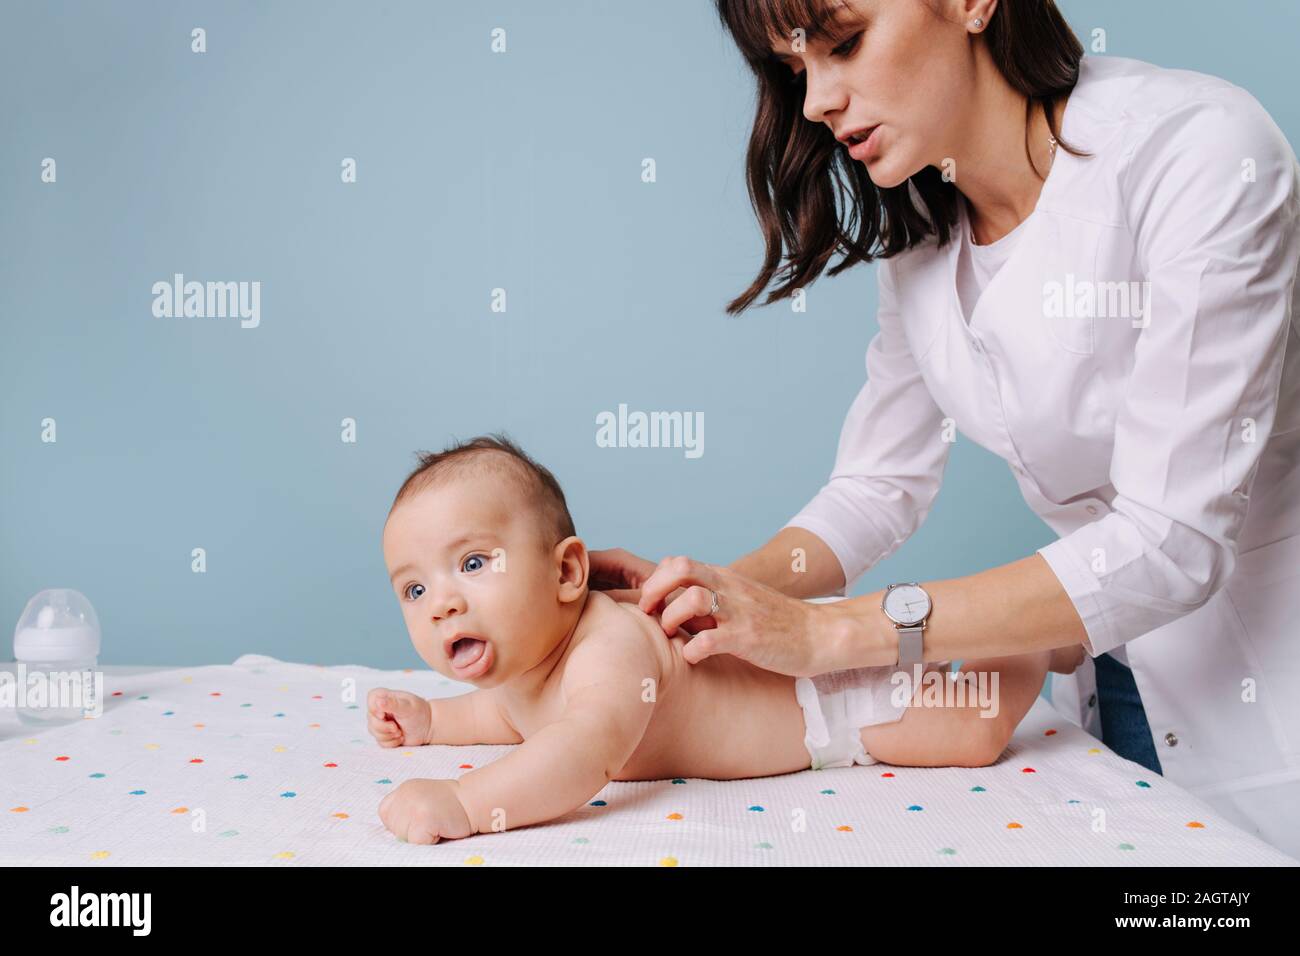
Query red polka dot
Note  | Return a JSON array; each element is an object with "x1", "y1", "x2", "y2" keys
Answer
[
  {"x1": 189, "y1": 758, "x2": 204, "y2": 764},
  {"x1": 1022, "y1": 767, "x2": 1036, "y2": 773},
  {"x1": 323, "y1": 762, "x2": 338, "y2": 768},
  {"x1": 880, "y1": 772, "x2": 895, "y2": 778},
  {"x1": 55, "y1": 756, "x2": 70, "y2": 762},
  {"x1": 458, "y1": 764, "x2": 473, "y2": 769}
]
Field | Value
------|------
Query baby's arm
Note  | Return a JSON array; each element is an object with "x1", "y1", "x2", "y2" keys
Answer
[
  {"x1": 367, "y1": 686, "x2": 521, "y2": 747},
  {"x1": 859, "y1": 651, "x2": 1050, "y2": 768},
  {"x1": 428, "y1": 690, "x2": 523, "y2": 746},
  {"x1": 453, "y1": 620, "x2": 660, "y2": 835}
]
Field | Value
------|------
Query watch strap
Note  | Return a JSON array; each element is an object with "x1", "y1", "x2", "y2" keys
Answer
[{"x1": 896, "y1": 624, "x2": 924, "y2": 667}]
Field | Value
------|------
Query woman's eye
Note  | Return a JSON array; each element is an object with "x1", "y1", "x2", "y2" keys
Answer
[
  {"x1": 403, "y1": 582, "x2": 425, "y2": 601},
  {"x1": 462, "y1": 553, "x2": 487, "y2": 573},
  {"x1": 831, "y1": 32, "x2": 861, "y2": 58}
]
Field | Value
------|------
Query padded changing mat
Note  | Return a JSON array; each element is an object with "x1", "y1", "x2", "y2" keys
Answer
[{"x1": 1, "y1": 654, "x2": 1294, "y2": 866}]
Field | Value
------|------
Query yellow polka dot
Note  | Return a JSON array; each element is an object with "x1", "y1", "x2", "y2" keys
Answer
[
  {"x1": 145, "y1": 743, "x2": 160, "y2": 751},
  {"x1": 1087, "y1": 748, "x2": 1101, "y2": 755},
  {"x1": 402, "y1": 750, "x2": 414, "y2": 757},
  {"x1": 272, "y1": 851, "x2": 295, "y2": 860},
  {"x1": 171, "y1": 807, "x2": 188, "y2": 814},
  {"x1": 659, "y1": 856, "x2": 678, "y2": 867},
  {"x1": 277, "y1": 685, "x2": 288, "y2": 692},
  {"x1": 666, "y1": 812, "x2": 683, "y2": 820},
  {"x1": 182, "y1": 676, "x2": 192, "y2": 683},
  {"x1": 836, "y1": 825, "x2": 853, "y2": 832},
  {"x1": 331, "y1": 812, "x2": 349, "y2": 820},
  {"x1": 23, "y1": 738, "x2": 38, "y2": 745},
  {"x1": 89, "y1": 850, "x2": 110, "y2": 860},
  {"x1": 273, "y1": 745, "x2": 287, "y2": 753},
  {"x1": 464, "y1": 855, "x2": 484, "y2": 866}
]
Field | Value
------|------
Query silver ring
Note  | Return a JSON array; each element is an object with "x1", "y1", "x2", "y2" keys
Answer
[{"x1": 708, "y1": 589, "x2": 720, "y2": 615}]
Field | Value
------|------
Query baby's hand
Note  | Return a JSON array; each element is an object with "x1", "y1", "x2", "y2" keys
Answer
[
  {"x1": 367, "y1": 687, "x2": 433, "y2": 747},
  {"x1": 379, "y1": 778, "x2": 473, "y2": 844}
]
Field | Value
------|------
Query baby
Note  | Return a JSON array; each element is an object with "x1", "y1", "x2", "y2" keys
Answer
[{"x1": 373, "y1": 434, "x2": 1054, "y2": 844}]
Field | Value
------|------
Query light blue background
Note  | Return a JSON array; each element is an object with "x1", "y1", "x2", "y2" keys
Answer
[{"x1": 3, "y1": 1, "x2": 1298, "y2": 666}]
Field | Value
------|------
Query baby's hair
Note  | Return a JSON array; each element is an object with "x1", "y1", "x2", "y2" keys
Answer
[{"x1": 389, "y1": 432, "x2": 577, "y2": 550}]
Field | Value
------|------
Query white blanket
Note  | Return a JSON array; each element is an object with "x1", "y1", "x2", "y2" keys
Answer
[{"x1": 1, "y1": 654, "x2": 1294, "y2": 866}]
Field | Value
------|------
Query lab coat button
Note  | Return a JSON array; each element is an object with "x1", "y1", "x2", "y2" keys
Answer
[
  {"x1": 1164, "y1": 732, "x2": 1179, "y2": 747},
  {"x1": 1086, "y1": 504, "x2": 1099, "y2": 515}
]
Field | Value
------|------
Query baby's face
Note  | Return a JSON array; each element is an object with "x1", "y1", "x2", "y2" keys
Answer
[{"x1": 382, "y1": 474, "x2": 580, "y2": 688}]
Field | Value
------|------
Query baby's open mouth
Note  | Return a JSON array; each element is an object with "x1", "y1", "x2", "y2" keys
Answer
[{"x1": 446, "y1": 634, "x2": 492, "y2": 679}]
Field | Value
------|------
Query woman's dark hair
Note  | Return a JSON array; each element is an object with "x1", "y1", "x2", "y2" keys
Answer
[{"x1": 715, "y1": 0, "x2": 1088, "y2": 314}]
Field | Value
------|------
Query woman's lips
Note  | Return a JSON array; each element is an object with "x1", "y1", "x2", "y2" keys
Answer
[
  {"x1": 848, "y1": 125, "x2": 881, "y2": 162},
  {"x1": 447, "y1": 635, "x2": 493, "y2": 680}
]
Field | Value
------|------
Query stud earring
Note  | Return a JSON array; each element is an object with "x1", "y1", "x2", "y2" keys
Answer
[{"x1": 972, "y1": 17, "x2": 984, "y2": 29}]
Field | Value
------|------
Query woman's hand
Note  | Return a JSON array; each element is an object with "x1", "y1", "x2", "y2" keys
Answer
[
  {"x1": 587, "y1": 547, "x2": 664, "y2": 604},
  {"x1": 636, "y1": 555, "x2": 829, "y2": 677}
]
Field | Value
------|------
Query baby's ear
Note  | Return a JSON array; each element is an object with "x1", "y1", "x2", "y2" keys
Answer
[{"x1": 554, "y1": 535, "x2": 589, "y2": 602}]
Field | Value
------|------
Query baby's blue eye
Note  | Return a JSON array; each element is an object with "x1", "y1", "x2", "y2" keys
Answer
[
  {"x1": 404, "y1": 582, "x2": 425, "y2": 601},
  {"x1": 462, "y1": 553, "x2": 486, "y2": 573}
]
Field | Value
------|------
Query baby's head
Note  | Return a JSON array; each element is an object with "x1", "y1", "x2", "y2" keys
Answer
[{"x1": 382, "y1": 433, "x2": 589, "y2": 689}]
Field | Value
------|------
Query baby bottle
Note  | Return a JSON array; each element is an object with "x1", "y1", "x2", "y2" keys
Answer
[{"x1": 12, "y1": 588, "x2": 102, "y2": 725}]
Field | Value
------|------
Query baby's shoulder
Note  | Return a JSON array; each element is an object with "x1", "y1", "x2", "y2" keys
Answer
[{"x1": 560, "y1": 591, "x2": 671, "y2": 690}]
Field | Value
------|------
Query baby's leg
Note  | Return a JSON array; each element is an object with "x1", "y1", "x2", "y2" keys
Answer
[{"x1": 858, "y1": 651, "x2": 1050, "y2": 768}]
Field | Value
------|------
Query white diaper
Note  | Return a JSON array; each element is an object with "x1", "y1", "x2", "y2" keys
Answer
[{"x1": 794, "y1": 662, "x2": 951, "y2": 770}]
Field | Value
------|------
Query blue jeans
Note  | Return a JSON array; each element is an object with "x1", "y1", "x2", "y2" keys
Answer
[{"x1": 1094, "y1": 651, "x2": 1164, "y2": 775}]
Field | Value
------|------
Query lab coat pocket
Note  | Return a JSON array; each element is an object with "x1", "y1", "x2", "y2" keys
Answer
[{"x1": 1035, "y1": 215, "x2": 1101, "y2": 355}]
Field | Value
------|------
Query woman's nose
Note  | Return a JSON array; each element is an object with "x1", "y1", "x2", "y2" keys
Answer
[{"x1": 802, "y1": 69, "x2": 848, "y2": 127}]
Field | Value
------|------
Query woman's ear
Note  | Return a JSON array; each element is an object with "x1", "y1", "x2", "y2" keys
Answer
[{"x1": 554, "y1": 535, "x2": 589, "y2": 603}]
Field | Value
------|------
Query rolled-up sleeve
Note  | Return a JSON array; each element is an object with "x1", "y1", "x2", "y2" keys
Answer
[
  {"x1": 783, "y1": 255, "x2": 953, "y2": 588},
  {"x1": 1037, "y1": 86, "x2": 1300, "y2": 657}
]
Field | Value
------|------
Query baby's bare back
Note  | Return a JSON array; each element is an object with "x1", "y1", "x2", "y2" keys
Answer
[
  {"x1": 499, "y1": 592, "x2": 813, "y2": 781},
  {"x1": 608, "y1": 600, "x2": 813, "y2": 780}
]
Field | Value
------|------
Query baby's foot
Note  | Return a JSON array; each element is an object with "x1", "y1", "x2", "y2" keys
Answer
[{"x1": 367, "y1": 687, "x2": 433, "y2": 747}]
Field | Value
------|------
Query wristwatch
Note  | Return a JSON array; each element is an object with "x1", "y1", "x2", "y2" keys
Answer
[{"x1": 882, "y1": 582, "x2": 933, "y2": 667}]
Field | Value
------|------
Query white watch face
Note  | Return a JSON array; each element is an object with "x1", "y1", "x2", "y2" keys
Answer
[{"x1": 883, "y1": 584, "x2": 931, "y2": 626}]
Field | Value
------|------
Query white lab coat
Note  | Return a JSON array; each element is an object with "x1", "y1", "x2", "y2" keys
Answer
[{"x1": 783, "y1": 55, "x2": 1300, "y2": 858}]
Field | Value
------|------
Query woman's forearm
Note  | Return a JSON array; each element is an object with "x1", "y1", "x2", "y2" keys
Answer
[
  {"x1": 818, "y1": 553, "x2": 1089, "y2": 671},
  {"x1": 728, "y1": 526, "x2": 847, "y2": 600}
]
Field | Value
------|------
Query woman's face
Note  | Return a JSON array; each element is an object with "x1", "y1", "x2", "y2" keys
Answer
[{"x1": 771, "y1": 0, "x2": 986, "y2": 188}]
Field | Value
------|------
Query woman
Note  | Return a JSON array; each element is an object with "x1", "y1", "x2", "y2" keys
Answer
[{"x1": 591, "y1": 0, "x2": 1300, "y2": 857}]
